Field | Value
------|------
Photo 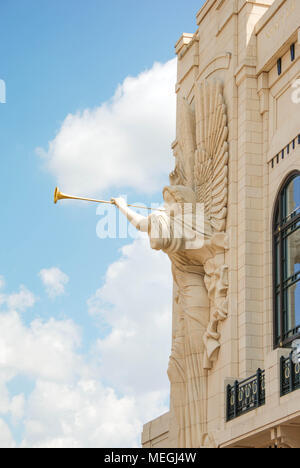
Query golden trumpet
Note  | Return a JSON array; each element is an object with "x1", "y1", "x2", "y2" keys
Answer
[{"x1": 54, "y1": 187, "x2": 165, "y2": 211}]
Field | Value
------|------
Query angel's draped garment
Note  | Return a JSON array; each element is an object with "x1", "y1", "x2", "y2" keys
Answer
[{"x1": 147, "y1": 211, "x2": 209, "y2": 446}]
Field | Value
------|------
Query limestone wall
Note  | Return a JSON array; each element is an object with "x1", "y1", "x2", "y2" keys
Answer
[{"x1": 142, "y1": 0, "x2": 300, "y2": 448}]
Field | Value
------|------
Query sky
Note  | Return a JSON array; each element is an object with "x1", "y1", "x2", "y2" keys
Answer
[{"x1": 0, "y1": 0, "x2": 205, "y2": 448}]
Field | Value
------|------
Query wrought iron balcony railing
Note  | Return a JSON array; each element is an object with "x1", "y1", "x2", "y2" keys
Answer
[
  {"x1": 226, "y1": 369, "x2": 265, "y2": 422},
  {"x1": 280, "y1": 353, "x2": 300, "y2": 397}
]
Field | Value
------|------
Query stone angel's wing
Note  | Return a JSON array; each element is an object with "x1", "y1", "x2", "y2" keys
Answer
[
  {"x1": 170, "y1": 97, "x2": 196, "y2": 188},
  {"x1": 194, "y1": 80, "x2": 229, "y2": 232}
]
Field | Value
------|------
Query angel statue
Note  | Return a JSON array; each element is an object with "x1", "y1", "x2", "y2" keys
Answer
[{"x1": 112, "y1": 80, "x2": 229, "y2": 449}]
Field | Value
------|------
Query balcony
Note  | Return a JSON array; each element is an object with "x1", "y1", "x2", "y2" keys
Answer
[
  {"x1": 280, "y1": 354, "x2": 300, "y2": 397},
  {"x1": 226, "y1": 369, "x2": 265, "y2": 422}
]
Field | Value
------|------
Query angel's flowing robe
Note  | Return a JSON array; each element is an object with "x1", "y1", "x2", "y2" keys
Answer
[{"x1": 148, "y1": 210, "x2": 210, "y2": 448}]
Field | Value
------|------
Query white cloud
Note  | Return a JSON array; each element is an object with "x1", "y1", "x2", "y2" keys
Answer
[
  {"x1": 0, "y1": 238, "x2": 172, "y2": 448},
  {"x1": 0, "y1": 57, "x2": 176, "y2": 447},
  {"x1": 10, "y1": 394, "x2": 25, "y2": 424},
  {"x1": 0, "y1": 311, "x2": 82, "y2": 383},
  {"x1": 39, "y1": 267, "x2": 69, "y2": 299},
  {"x1": 0, "y1": 419, "x2": 16, "y2": 449},
  {"x1": 0, "y1": 285, "x2": 36, "y2": 312},
  {"x1": 38, "y1": 59, "x2": 176, "y2": 196},
  {"x1": 88, "y1": 235, "x2": 173, "y2": 396},
  {"x1": 20, "y1": 381, "x2": 167, "y2": 448}
]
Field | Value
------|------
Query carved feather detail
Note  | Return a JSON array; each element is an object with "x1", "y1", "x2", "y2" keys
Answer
[
  {"x1": 194, "y1": 80, "x2": 228, "y2": 232},
  {"x1": 170, "y1": 80, "x2": 228, "y2": 232}
]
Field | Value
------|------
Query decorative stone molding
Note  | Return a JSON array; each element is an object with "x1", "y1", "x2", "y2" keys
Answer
[
  {"x1": 175, "y1": 34, "x2": 199, "y2": 95},
  {"x1": 258, "y1": 72, "x2": 269, "y2": 115},
  {"x1": 178, "y1": 51, "x2": 231, "y2": 100},
  {"x1": 175, "y1": 53, "x2": 199, "y2": 95},
  {"x1": 234, "y1": 62, "x2": 256, "y2": 87},
  {"x1": 196, "y1": 52, "x2": 232, "y2": 81}
]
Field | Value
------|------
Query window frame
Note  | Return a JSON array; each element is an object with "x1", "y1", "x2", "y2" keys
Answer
[{"x1": 273, "y1": 171, "x2": 300, "y2": 349}]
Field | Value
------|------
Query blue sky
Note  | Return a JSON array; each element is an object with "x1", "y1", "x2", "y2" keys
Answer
[{"x1": 0, "y1": 0, "x2": 205, "y2": 448}]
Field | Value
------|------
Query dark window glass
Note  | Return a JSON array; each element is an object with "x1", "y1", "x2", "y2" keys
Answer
[
  {"x1": 275, "y1": 239, "x2": 280, "y2": 286},
  {"x1": 291, "y1": 43, "x2": 295, "y2": 62},
  {"x1": 275, "y1": 293, "x2": 281, "y2": 341},
  {"x1": 274, "y1": 173, "x2": 300, "y2": 347}
]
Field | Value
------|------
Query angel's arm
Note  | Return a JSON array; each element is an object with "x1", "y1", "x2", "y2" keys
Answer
[{"x1": 111, "y1": 198, "x2": 149, "y2": 232}]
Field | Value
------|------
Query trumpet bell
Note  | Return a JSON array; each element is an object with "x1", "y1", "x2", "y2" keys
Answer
[{"x1": 54, "y1": 187, "x2": 62, "y2": 204}]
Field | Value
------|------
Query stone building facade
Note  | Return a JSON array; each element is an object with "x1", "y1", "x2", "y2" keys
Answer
[{"x1": 142, "y1": 0, "x2": 300, "y2": 448}]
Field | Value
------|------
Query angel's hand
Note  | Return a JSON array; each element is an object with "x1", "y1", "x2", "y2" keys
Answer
[{"x1": 111, "y1": 197, "x2": 127, "y2": 209}]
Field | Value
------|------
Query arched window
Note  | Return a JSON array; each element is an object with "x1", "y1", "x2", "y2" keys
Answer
[{"x1": 274, "y1": 172, "x2": 300, "y2": 347}]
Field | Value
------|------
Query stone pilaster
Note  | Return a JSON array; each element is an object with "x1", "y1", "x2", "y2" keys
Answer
[{"x1": 235, "y1": 62, "x2": 264, "y2": 377}]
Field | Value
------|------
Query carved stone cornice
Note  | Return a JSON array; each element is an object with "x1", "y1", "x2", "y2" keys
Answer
[
  {"x1": 175, "y1": 33, "x2": 197, "y2": 58},
  {"x1": 197, "y1": 0, "x2": 273, "y2": 28},
  {"x1": 175, "y1": 34, "x2": 199, "y2": 95},
  {"x1": 196, "y1": 0, "x2": 217, "y2": 26},
  {"x1": 216, "y1": 0, "x2": 238, "y2": 37},
  {"x1": 255, "y1": 0, "x2": 293, "y2": 36},
  {"x1": 234, "y1": 61, "x2": 256, "y2": 87}
]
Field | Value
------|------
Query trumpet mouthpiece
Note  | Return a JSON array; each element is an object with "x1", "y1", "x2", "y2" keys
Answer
[{"x1": 54, "y1": 187, "x2": 60, "y2": 204}]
